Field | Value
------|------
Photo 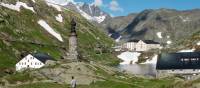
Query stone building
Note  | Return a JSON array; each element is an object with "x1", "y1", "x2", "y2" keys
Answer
[
  {"x1": 156, "y1": 52, "x2": 200, "y2": 79},
  {"x1": 68, "y1": 18, "x2": 78, "y2": 60},
  {"x1": 121, "y1": 39, "x2": 160, "y2": 51}
]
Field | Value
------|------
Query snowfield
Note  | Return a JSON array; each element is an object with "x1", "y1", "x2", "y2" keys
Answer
[
  {"x1": 178, "y1": 49, "x2": 195, "y2": 52},
  {"x1": 55, "y1": 14, "x2": 63, "y2": 22},
  {"x1": 141, "y1": 55, "x2": 158, "y2": 64},
  {"x1": 0, "y1": 2, "x2": 35, "y2": 13},
  {"x1": 157, "y1": 32, "x2": 162, "y2": 39},
  {"x1": 37, "y1": 20, "x2": 63, "y2": 42},
  {"x1": 117, "y1": 51, "x2": 141, "y2": 65}
]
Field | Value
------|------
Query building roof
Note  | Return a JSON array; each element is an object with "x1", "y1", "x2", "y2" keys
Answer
[
  {"x1": 32, "y1": 53, "x2": 54, "y2": 63},
  {"x1": 143, "y1": 40, "x2": 160, "y2": 44},
  {"x1": 156, "y1": 52, "x2": 200, "y2": 70},
  {"x1": 128, "y1": 39, "x2": 140, "y2": 42},
  {"x1": 127, "y1": 39, "x2": 160, "y2": 44}
]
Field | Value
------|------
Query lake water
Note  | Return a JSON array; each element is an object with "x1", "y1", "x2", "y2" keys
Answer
[{"x1": 118, "y1": 64, "x2": 157, "y2": 77}]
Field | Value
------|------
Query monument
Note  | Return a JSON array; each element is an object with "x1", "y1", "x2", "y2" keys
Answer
[{"x1": 68, "y1": 18, "x2": 78, "y2": 60}]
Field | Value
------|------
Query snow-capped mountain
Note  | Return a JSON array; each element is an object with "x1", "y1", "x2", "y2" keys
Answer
[
  {"x1": 45, "y1": 0, "x2": 110, "y2": 23},
  {"x1": 64, "y1": 2, "x2": 110, "y2": 23}
]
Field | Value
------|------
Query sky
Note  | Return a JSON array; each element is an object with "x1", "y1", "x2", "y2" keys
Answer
[{"x1": 73, "y1": 0, "x2": 200, "y2": 17}]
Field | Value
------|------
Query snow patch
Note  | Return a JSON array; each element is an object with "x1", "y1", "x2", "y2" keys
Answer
[
  {"x1": 159, "y1": 46, "x2": 163, "y2": 49},
  {"x1": 141, "y1": 55, "x2": 158, "y2": 64},
  {"x1": 89, "y1": 4, "x2": 93, "y2": 14},
  {"x1": 76, "y1": 5, "x2": 106, "y2": 23},
  {"x1": 45, "y1": 1, "x2": 62, "y2": 11},
  {"x1": 167, "y1": 40, "x2": 172, "y2": 44},
  {"x1": 32, "y1": 0, "x2": 36, "y2": 3},
  {"x1": 167, "y1": 35, "x2": 170, "y2": 39},
  {"x1": 115, "y1": 36, "x2": 121, "y2": 42},
  {"x1": 179, "y1": 16, "x2": 191, "y2": 22},
  {"x1": 178, "y1": 49, "x2": 195, "y2": 52},
  {"x1": 45, "y1": 0, "x2": 75, "y2": 6},
  {"x1": 157, "y1": 32, "x2": 162, "y2": 39},
  {"x1": 37, "y1": 20, "x2": 63, "y2": 42},
  {"x1": 117, "y1": 52, "x2": 141, "y2": 65},
  {"x1": 77, "y1": 6, "x2": 93, "y2": 20},
  {"x1": 108, "y1": 34, "x2": 112, "y2": 37},
  {"x1": 94, "y1": 15, "x2": 106, "y2": 23},
  {"x1": 0, "y1": 2, "x2": 35, "y2": 13},
  {"x1": 197, "y1": 41, "x2": 200, "y2": 45},
  {"x1": 55, "y1": 14, "x2": 63, "y2": 22}
]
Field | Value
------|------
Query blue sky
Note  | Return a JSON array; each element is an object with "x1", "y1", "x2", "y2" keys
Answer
[{"x1": 74, "y1": 0, "x2": 200, "y2": 16}]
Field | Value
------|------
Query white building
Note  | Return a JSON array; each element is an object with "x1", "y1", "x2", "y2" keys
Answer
[
  {"x1": 16, "y1": 53, "x2": 54, "y2": 71},
  {"x1": 121, "y1": 40, "x2": 160, "y2": 51}
]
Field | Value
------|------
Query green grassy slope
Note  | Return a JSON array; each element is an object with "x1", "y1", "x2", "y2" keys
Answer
[{"x1": 0, "y1": 0, "x2": 118, "y2": 70}]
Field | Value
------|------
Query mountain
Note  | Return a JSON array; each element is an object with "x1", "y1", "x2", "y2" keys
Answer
[
  {"x1": 0, "y1": 0, "x2": 117, "y2": 72},
  {"x1": 104, "y1": 9, "x2": 200, "y2": 45},
  {"x1": 61, "y1": 1, "x2": 111, "y2": 23},
  {"x1": 101, "y1": 13, "x2": 137, "y2": 40}
]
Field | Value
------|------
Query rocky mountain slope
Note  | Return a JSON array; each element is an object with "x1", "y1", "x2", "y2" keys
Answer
[
  {"x1": 0, "y1": 0, "x2": 117, "y2": 72},
  {"x1": 101, "y1": 13, "x2": 137, "y2": 39},
  {"x1": 121, "y1": 9, "x2": 200, "y2": 43},
  {"x1": 103, "y1": 9, "x2": 200, "y2": 45}
]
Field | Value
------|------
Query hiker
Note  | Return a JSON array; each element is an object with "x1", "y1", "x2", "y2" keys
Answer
[{"x1": 70, "y1": 76, "x2": 77, "y2": 88}]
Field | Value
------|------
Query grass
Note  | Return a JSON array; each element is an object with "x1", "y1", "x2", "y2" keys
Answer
[
  {"x1": 4, "y1": 72, "x2": 35, "y2": 84},
  {"x1": 10, "y1": 77, "x2": 176, "y2": 88}
]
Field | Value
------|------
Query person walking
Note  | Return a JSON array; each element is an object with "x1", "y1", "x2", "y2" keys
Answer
[{"x1": 70, "y1": 76, "x2": 77, "y2": 88}]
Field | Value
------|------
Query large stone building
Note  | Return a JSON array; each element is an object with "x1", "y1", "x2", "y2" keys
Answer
[
  {"x1": 68, "y1": 18, "x2": 78, "y2": 60},
  {"x1": 156, "y1": 52, "x2": 200, "y2": 79},
  {"x1": 121, "y1": 39, "x2": 160, "y2": 51}
]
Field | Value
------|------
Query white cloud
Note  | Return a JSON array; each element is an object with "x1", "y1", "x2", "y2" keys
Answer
[
  {"x1": 94, "y1": 0, "x2": 103, "y2": 7},
  {"x1": 109, "y1": 0, "x2": 123, "y2": 12}
]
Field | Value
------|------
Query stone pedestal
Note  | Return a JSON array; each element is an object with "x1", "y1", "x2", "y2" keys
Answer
[{"x1": 68, "y1": 33, "x2": 78, "y2": 60}]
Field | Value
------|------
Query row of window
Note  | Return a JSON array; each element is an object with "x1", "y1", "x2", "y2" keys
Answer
[
  {"x1": 18, "y1": 62, "x2": 42, "y2": 65},
  {"x1": 171, "y1": 69, "x2": 198, "y2": 71},
  {"x1": 25, "y1": 57, "x2": 34, "y2": 60},
  {"x1": 181, "y1": 58, "x2": 200, "y2": 62}
]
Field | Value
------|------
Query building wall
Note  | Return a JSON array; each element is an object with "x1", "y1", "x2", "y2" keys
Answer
[
  {"x1": 15, "y1": 54, "x2": 45, "y2": 71},
  {"x1": 122, "y1": 40, "x2": 160, "y2": 52},
  {"x1": 157, "y1": 69, "x2": 200, "y2": 78}
]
